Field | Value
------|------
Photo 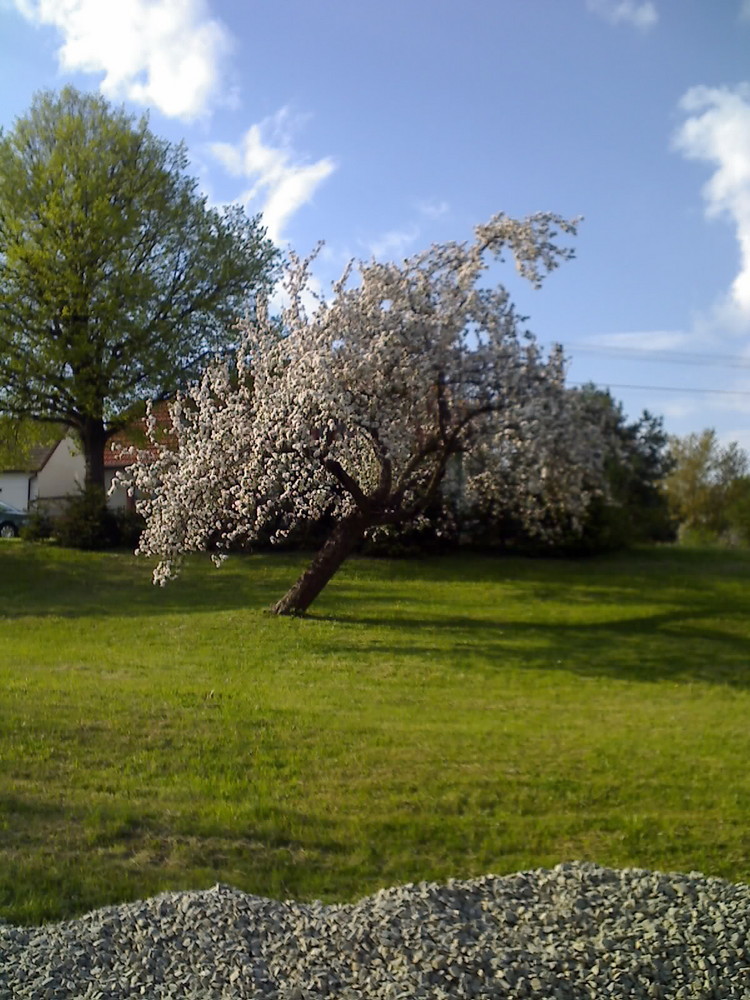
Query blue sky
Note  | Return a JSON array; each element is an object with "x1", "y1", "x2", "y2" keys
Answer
[{"x1": 2, "y1": 0, "x2": 750, "y2": 447}]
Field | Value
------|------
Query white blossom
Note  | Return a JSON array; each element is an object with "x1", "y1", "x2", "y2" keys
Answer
[{"x1": 118, "y1": 212, "x2": 607, "y2": 612}]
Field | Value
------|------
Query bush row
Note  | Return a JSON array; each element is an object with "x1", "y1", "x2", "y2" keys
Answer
[
  {"x1": 20, "y1": 487, "x2": 679, "y2": 557},
  {"x1": 21, "y1": 488, "x2": 145, "y2": 550}
]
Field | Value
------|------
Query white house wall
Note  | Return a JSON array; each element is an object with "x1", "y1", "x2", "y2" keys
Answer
[
  {"x1": 105, "y1": 469, "x2": 130, "y2": 509},
  {"x1": 2, "y1": 434, "x2": 136, "y2": 512},
  {"x1": 35, "y1": 434, "x2": 85, "y2": 504},
  {"x1": 0, "y1": 472, "x2": 31, "y2": 510}
]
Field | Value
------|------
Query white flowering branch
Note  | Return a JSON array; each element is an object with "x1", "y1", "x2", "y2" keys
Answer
[{"x1": 118, "y1": 212, "x2": 606, "y2": 614}]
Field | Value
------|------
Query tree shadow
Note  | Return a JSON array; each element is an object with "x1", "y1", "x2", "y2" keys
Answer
[
  {"x1": 0, "y1": 788, "x2": 345, "y2": 925},
  {"x1": 2, "y1": 546, "x2": 748, "y2": 693},
  {"x1": 0, "y1": 545, "x2": 297, "y2": 619},
  {"x1": 307, "y1": 603, "x2": 750, "y2": 690}
]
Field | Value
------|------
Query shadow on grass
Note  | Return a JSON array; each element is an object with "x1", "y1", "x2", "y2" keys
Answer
[
  {"x1": 2, "y1": 542, "x2": 749, "y2": 688},
  {"x1": 0, "y1": 788, "x2": 348, "y2": 924},
  {"x1": 0, "y1": 543, "x2": 297, "y2": 618},
  {"x1": 309, "y1": 601, "x2": 750, "y2": 689},
  {"x1": 3, "y1": 542, "x2": 747, "y2": 617}
]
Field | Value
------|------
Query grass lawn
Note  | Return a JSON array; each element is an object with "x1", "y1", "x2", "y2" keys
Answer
[{"x1": 1, "y1": 541, "x2": 749, "y2": 926}]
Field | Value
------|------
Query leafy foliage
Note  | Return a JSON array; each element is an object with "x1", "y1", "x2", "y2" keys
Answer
[
  {"x1": 0, "y1": 87, "x2": 278, "y2": 489},
  {"x1": 26, "y1": 488, "x2": 146, "y2": 551},
  {"x1": 664, "y1": 429, "x2": 750, "y2": 544},
  {"x1": 724, "y1": 476, "x2": 750, "y2": 546},
  {"x1": 0, "y1": 416, "x2": 64, "y2": 470},
  {"x1": 552, "y1": 388, "x2": 675, "y2": 553},
  {"x1": 53, "y1": 487, "x2": 120, "y2": 550},
  {"x1": 18, "y1": 505, "x2": 55, "y2": 542}
]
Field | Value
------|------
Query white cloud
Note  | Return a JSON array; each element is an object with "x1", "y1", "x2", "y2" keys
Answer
[
  {"x1": 366, "y1": 226, "x2": 420, "y2": 261},
  {"x1": 586, "y1": 0, "x2": 658, "y2": 30},
  {"x1": 741, "y1": 0, "x2": 750, "y2": 22},
  {"x1": 416, "y1": 199, "x2": 449, "y2": 220},
  {"x1": 674, "y1": 84, "x2": 750, "y2": 327},
  {"x1": 209, "y1": 108, "x2": 336, "y2": 245},
  {"x1": 12, "y1": 0, "x2": 231, "y2": 120},
  {"x1": 660, "y1": 400, "x2": 700, "y2": 420},
  {"x1": 591, "y1": 330, "x2": 693, "y2": 351}
]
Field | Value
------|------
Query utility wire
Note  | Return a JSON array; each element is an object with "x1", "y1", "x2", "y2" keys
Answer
[
  {"x1": 562, "y1": 343, "x2": 750, "y2": 370},
  {"x1": 569, "y1": 381, "x2": 750, "y2": 397},
  {"x1": 561, "y1": 342, "x2": 750, "y2": 396}
]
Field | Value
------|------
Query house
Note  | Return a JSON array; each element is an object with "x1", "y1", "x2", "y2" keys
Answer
[
  {"x1": 0, "y1": 434, "x2": 85, "y2": 513},
  {"x1": 0, "y1": 405, "x2": 173, "y2": 512}
]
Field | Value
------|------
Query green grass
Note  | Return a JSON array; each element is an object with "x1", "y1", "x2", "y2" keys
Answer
[{"x1": 1, "y1": 541, "x2": 749, "y2": 926}]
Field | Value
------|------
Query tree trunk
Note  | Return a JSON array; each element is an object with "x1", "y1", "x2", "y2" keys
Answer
[
  {"x1": 78, "y1": 416, "x2": 108, "y2": 493},
  {"x1": 272, "y1": 512, "x2": 370, "y2": 615}
]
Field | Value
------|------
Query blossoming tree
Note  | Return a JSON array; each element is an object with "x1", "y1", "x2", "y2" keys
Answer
[{"x1": 123, "y1": 213, "x2": 607, "y2": 614}]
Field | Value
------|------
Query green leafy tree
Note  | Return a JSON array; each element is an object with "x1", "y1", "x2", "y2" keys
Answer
[
  {"x1": 569, "y1": 387, "x2": 675, "y2": 551},
  {"x1": 0, "y1": 416, "x2": 64, "y2": 471},
  {"x1": 724, "y1": 476, "x2": 750, "y2": 545},
  {"x1": 0, "y1": 87, "x2": 278, "y2": 491},
  {"x1": 664, "y1": 429, "x2": 750, "y2": 541}
]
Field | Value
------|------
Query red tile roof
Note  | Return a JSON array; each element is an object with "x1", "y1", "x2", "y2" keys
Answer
[{"x1": 105, "y1": 402, "x2": 175, "y2": 468}]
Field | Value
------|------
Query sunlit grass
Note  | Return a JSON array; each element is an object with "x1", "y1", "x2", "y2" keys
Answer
[{"x1": 1, "y1": 541, "x2": 749, "y2": 925}]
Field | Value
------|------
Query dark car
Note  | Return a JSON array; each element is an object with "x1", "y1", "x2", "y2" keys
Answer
[{"x1": 0, "y1": 501, "x2": 27, "y2": 538}]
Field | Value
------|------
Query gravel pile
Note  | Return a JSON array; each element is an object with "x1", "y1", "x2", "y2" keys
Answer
[{"x1": 1, "y1": 861, "x2": 749, "y2": 999}]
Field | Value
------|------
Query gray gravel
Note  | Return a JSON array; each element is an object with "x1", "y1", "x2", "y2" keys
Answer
[{"x1": 1, "y1": 861, "x2": 749, "y2": 999}]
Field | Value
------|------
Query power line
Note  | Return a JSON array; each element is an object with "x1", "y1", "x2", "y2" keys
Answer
[
  {"x1": 562, "y1": 343, "x2": 750, "y2": 370},
  {"x1": 569, "y1": 381, "x2": 750, "y2": 397}
]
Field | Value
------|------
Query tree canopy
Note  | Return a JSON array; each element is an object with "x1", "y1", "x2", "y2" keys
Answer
[
  {"x1": 123, "y1": 213, "x2": 610, "y2": 614},
  {"x1": 0, "y1": 416, "x2": 64, "y2": 472},
  {"x1": 0, "y1": 86, "x2": 278, "y2": 491},
  {"x1": 664, "y1": 429, "x2": 750, "y2": 543},
  {"x1": 563, "y1": 387, "x2": 675, "y2": 551}
]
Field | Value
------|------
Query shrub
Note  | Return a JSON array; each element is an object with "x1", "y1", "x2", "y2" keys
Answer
[
  {"x1": 55, "y1": 487, "x2": 119, "y2": 550},
  {"x1": 111, "y1": 508, "x2": 146, "y2": 550},
  {"x1": 20, "y1": 506, "x2": 55, "y2": 542}
]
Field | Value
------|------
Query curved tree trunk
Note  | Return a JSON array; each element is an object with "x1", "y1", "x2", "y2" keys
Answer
[{"x1": 273, "y1": 512, "x2": 370, "y2": 615}]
